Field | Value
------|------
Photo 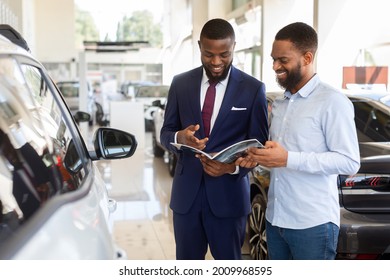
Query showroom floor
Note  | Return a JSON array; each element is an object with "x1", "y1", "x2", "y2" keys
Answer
[{"x1": 95, "y1": 131, "x2": 217, "y2": 260}]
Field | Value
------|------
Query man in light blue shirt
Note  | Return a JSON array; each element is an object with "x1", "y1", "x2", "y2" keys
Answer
[{"x1": 237, "y1": 22, "x2": 360, "y2": 259}]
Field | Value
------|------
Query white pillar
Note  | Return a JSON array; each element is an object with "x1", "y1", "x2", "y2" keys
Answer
[{"x1": 78, "y1": 51, "x2": 89, "y2": 138}]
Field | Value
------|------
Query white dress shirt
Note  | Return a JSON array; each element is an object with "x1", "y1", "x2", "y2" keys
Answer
[{"x1": 200, "y1": 69, "x2": 230, "y2": 134}]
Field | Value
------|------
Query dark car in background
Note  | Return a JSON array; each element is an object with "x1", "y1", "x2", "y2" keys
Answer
[
  {"x1": 247, "y1": 92, "x2": 390, "y2": 260},
  {"x1": 0, "y1": 26, "x2": 137, "y2": 259}
]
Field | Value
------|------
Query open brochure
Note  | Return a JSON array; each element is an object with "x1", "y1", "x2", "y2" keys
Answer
[{"x1": 170, "y1": 138, "x2": 264, "y2": 164}]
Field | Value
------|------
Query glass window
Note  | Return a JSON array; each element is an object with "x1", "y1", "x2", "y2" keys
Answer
[
  {"x1": 352, "y1": 100, "x2": 390, "y2": 142},
  {"x1": 21, "y1": 64, "x2": 86, "y2": 192}
]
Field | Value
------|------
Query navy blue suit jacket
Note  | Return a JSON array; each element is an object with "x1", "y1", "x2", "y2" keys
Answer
[{"x1": 161, "y1": 66, "x2": 268, "y2": 218}]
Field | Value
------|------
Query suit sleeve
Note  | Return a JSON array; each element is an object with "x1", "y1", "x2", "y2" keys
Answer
[
  {"x1": 238, "y1": 80, "x2": 268, "y2": 178},
  {"x1": 249, "y1": 81, "x2": 268, "y2": 145}
]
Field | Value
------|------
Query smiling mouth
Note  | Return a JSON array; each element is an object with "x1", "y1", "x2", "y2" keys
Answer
[
  {"x1": 276, "y1": 71, "x2": 287, "y2": 78},
  {"x1": 211, "y1": 66, "x2": 224, "y2": 74}
]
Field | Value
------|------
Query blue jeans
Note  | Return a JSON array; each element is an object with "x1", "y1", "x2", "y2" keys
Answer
[{"x1": 266, "y1": 220, "x2": 339, "y2": 260}]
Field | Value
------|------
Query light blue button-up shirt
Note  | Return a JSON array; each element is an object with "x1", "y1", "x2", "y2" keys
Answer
[{"x1": 266, "y1": 74, "x2": 360, "y2": 229}]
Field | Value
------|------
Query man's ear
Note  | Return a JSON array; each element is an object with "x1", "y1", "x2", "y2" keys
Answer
[
  {"x1": 197, "y1": 40, "x2": 201, "y2": 49},
  {"x1": 303, "y1": 51, "x2": 314, "y2": 65}
]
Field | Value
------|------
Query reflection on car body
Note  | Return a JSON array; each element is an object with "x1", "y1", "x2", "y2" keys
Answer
[
  {"x1": 247, "y1": 92, "x2": 390, "y2": 260},
  {"x1": 0, "y1": 25, "x2": 137, "y2": 259}
]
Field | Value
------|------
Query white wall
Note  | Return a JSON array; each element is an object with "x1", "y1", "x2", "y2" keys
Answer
[
  {"x1": 317, "y1": 0, "x2": 390, "y2": 89},
  {"x1": 35, "y1": 0, "x2": 77, "y2": 63},
  {"x1": 262, "y1": 0, "x2": 314, "y2": 91}
]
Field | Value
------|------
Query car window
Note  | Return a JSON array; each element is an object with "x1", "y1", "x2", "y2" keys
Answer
[
  {"x1": 21, "y1": 64, "x2": 87, "y2": 190},
  {"x1": 351, "y1": 99, "x2": 390, "y2": 142},
  {"x1": 0, "y1": 56, "x2": 87, "y2": 242}
]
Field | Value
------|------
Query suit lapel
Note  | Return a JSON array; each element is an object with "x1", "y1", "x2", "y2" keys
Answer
[{"x1": 187, "y1": 67, "x2": 204, "y2": 137}]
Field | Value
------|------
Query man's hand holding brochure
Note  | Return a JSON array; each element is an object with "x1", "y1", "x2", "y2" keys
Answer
[{"x1": 171, "y1": 138, "x2": 264, "y2": 164}]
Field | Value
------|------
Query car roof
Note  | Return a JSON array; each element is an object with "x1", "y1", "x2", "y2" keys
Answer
[
  {"x1": 0, "y1": 34, "x2": 25, "y2": 53},
  {"x1": 0, "y1": 34, "x2": 36, "y2": 63},
  {"x1": 345, "y1": 93, "x2": 390, "y2": 109},
  {"x1": 0, "y1": 24, "x2": 30, "y2": 52}
]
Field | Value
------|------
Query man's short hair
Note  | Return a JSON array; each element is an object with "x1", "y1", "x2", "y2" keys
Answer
[
  {"x1": 275, "y1": 22, "x2": 318, "y2": 55},
  {"x1": 200, "y1": 18, "x2": 235, "y2": 41}
]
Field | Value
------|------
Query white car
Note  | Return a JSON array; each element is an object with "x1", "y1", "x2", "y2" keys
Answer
[
  {"x1": 151, "y1": 99, "x2": 177, "y2": 177},
  {"x1": 0, "y1": 25, "x2": 137, "y2": 259},
  {"x1": 134, "y1": 85, "x2": 169, "y2": 131}
]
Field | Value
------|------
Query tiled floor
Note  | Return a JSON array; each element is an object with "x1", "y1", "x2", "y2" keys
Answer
[{"x1": 95, "y1": 132, "x2": 210, "y2": 259}]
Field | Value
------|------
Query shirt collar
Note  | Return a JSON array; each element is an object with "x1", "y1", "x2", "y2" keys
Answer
[
  {"x1": 202, "y1": 67, "x2": 231, "y2": 87},
  {"x1": 284, "y1": 74, "x2": 320, "y2": 99}
]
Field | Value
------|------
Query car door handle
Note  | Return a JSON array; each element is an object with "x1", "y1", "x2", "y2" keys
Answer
[{"x1": 108, "y1": 198, "x2": 117, "y2": 213}]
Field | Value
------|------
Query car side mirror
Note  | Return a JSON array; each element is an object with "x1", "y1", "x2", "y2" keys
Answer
[
  {"x1": 73, "y1": 111, "x2": 91, "y2": 124},
  {"x1": 152, "y1": 99, "x2": 161, "y2": 107},
  {"x1": 90, "y1": 127, "x2": 138, "y2": 160},
  {"x1": 152, "y1": 99, "x2": 165, "y2": 109}
]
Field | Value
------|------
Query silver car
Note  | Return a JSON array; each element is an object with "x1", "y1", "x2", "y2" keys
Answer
[{"x1": 0, "y1": 26, "x2": 137, "y2": 259}]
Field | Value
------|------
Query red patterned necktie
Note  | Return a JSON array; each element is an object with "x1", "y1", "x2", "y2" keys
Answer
[{"x1": 202, "y1": 80, "x2": 217, "y2": 137}]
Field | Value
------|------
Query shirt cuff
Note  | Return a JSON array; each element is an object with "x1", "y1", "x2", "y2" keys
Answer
[
  {"x1": 174, "y1": 132, "x2": 178, "y2": 144},
  {"x1": 286, "y1": 151, "x2": 300, "y2": 170},
  {"x1": 230, "y1": 165, "x2": 240, "y2": 175}
]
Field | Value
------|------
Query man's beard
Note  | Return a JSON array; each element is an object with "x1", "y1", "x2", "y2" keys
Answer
[
  {"x1": 204, "y1": 61, "x2": 232, "y2": 82},
  {"x1": 276, "y1": 64, "x2": 302, "y2": 91}
]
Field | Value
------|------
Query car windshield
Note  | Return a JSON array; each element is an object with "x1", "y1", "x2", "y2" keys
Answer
[
  {"x1": 57, "y1": 82, "x2": 79, "y2": 98},
  {"x1": 136, "y1": 86, "x2": 169, "y2": 98}
]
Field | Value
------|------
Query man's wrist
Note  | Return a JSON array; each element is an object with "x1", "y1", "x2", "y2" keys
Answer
[{"x1": 229, "y1": 165, "x2": 239, "y2": 175}]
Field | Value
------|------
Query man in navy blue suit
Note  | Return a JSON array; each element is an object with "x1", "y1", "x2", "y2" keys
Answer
[{"x1": 160, "y1": 18, "x2": 268, "y2": 260}]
